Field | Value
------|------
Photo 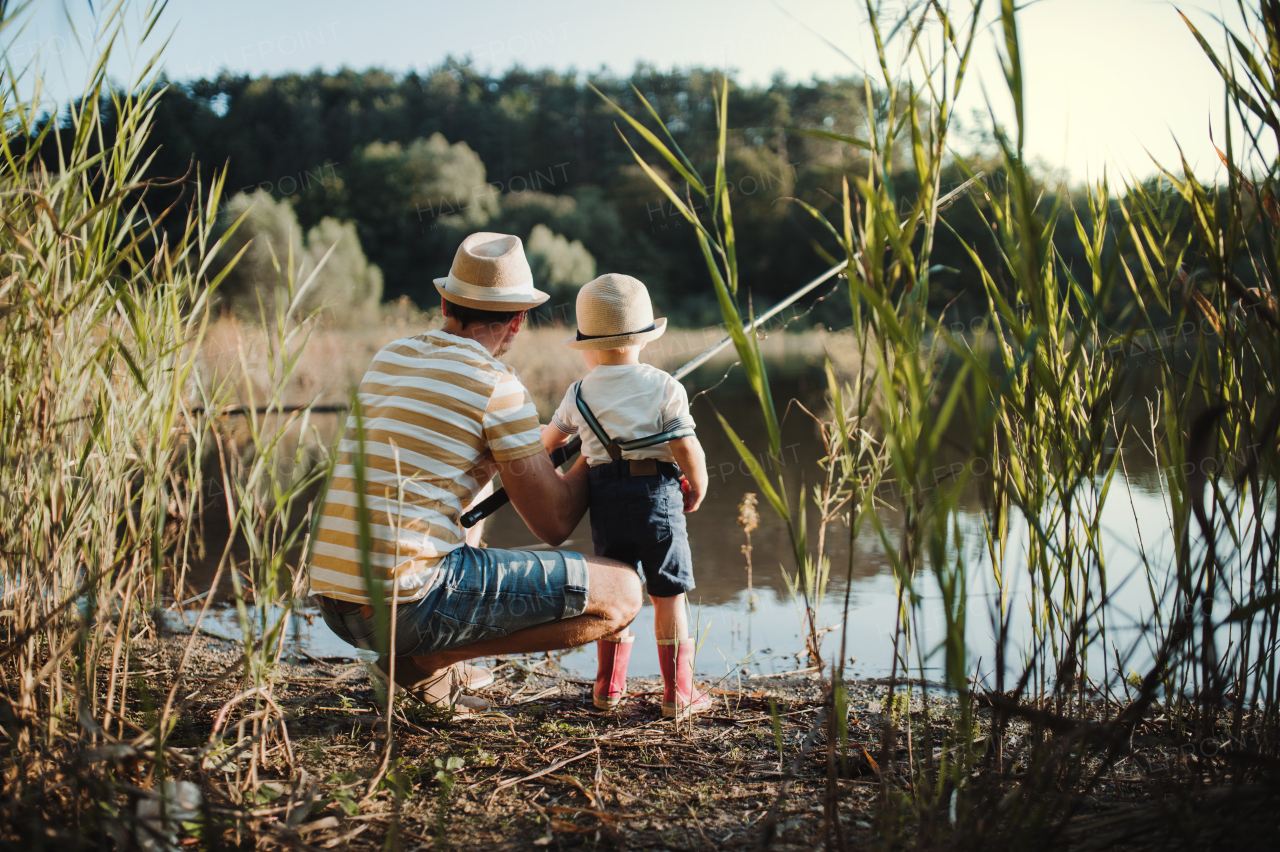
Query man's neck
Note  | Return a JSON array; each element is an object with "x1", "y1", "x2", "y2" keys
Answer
[{"x1": 441, "y1": 318, "x2": 506, "y2": 357}]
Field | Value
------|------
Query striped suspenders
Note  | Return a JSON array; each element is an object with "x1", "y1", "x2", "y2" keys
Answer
[{"x1": 573, "y1": 382, "x2": 694, "y2": 462}]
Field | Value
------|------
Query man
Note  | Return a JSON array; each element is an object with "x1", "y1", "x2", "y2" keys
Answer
[{"x1": 307, "y1": 232, "x2": 641, "y2": 712}]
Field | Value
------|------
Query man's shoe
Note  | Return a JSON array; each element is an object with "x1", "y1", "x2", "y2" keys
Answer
[
  {"x1": 455, "y1": 662, "x2": 495, "y2": 689},
  {"x1": 373, "y1": 658, "x2": 490, "y2": 713},
  {"x1": 377, "y1": 657, "x2": 493, "y2": 689}
]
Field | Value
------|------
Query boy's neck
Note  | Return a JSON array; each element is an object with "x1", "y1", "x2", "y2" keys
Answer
[{"x1": 591, "y1": 347, "x2": 642, "y2": 367}]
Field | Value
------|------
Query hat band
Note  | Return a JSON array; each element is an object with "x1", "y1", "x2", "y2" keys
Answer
[
  {"x1": 575, "y1": 322, "x2": 656, "y2": 342},
  {"x1": 444, "y1": 270, "x2": 535, "y2": 300}
]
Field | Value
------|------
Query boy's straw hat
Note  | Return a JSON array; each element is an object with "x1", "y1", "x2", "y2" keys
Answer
[
  {"x1": 565, "y1": 273, "x2": 667, "y2": 350},
  {"x1": 434, "y1": 232, "x2": 550, "y2": 311}
]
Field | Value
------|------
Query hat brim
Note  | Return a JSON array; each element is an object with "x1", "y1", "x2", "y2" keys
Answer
[
  {"x1": 564, "y1": 317, "x2": 667, "y2": 350},
  {"x1": 433, "y1": 278, "x2": 550, "y2": 311}
]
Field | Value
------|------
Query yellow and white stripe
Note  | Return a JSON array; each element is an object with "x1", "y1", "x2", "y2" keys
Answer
[{"x1": 308, "y1": 331, "x2": 543, "y2": 602}]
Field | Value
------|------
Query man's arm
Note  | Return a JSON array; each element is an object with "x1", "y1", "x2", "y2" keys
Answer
[
  {"x1": 461, "y1": 478, "x2": 496, "y2": 547},
  {"x1": 668, "y1": 436, "x2": 707, "y2": 513},
  {"x1": 498, "y1": 451, "x2": 590, "y2": 546}
]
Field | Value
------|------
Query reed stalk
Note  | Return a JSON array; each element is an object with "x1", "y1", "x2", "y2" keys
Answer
[
  {"x1": 1, "y1": 4, "x2": 339, "y2": 843},
  {"x1": 618, "y1": 0, "x2": 1280, "y2": 844}
]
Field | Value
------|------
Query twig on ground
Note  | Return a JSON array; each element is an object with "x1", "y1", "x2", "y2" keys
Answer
[{"x1": 493, "y1": 747, "x2": 601, "y2": 792}]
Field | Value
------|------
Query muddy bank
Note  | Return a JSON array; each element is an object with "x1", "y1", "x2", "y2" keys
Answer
[{"x1": 8, "y1": 633, "x2": 1277, "y2": 851}]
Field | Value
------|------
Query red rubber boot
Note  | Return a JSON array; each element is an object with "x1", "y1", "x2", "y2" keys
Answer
[
  {"x1": 658, "y1": 638, "x2": 713, "y2": 719},
  {"x1": 657, "y1": 638, "x2": 677, "y2": 707},
  {"x1": 593, "y1": 634, "x2": 634, "y2": 710}
]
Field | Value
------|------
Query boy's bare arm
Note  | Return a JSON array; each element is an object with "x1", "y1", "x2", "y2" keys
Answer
[
  {"x1": 541, "y1": 423, "x2": 573, "y2": 454},
  {"x1": 668, "y1": 436, "x2": 707, "y2": 513}
]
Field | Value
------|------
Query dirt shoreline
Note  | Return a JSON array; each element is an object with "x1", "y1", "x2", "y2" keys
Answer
[
  {"x1": 151, "y1": 634, "x2": 870, "y2": 850},
  {"x1": 9, "y1": 633, "x2": 1274, "y2": 851}
]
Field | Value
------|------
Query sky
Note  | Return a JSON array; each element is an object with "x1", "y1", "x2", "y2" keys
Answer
[{"x1": 4, "y1": 0, "x2": 1251, "y2": 181}]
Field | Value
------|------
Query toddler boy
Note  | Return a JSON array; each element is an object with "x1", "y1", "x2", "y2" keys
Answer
[{"x1": 542, "y1": 273, "x2": 712, "y2": 718}]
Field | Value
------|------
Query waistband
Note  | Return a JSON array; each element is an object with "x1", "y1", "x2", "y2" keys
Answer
[
  {"x1": 588, "y1": 458, "x2": 682, "y2": 480},
  {"x1": 312, "y1": 595, "x2": 375, "y2": 618}
]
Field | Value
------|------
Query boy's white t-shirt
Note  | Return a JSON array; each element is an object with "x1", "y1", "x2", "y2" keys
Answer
[{"x1": 551, "y1": 363, "x2": 696, "y2": 465}]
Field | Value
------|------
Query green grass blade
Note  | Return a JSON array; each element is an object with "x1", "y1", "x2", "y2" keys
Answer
[
  {"x1": 591, "y1": 83, "x2": 707, "y2": 195},
  {"x1": 716, "y1": 410, "x2": 788, "y2": 522}
]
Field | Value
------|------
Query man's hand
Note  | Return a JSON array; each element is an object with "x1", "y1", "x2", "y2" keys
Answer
[
  {"x1": 499, "y1": 450, "x2": 589, "y2": 546},
  {"x1": 668, "y1": 436, "x2": 707, "y2": 513}
]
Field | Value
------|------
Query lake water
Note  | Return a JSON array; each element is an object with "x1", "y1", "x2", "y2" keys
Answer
[
  {"x1": 460, "y1": 391, "x2": 1187, "y2": 688},
  {"x1": 188, "y1": 354, "x2": 1220, "y2": 694}
]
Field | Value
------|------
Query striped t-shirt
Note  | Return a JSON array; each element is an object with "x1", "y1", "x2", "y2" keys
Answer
[{"x1": 308, "y1": 330, "x2": 544, "y2": 603}]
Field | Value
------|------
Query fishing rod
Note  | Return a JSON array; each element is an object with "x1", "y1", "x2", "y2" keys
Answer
[
  {"x1": 458, "y1": 261, "x2": 840, "y2": 527},
  {"x1": 459, "y1": 172, "x2": 984, "y2": 528}
]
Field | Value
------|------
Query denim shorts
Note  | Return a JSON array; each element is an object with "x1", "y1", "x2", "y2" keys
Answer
[
  {"x1": 588, "y1": 459, "x2": 694, "y2": 598},
  {"x1": 317, "y1": 545, "x2": 590, "y2": 658}
]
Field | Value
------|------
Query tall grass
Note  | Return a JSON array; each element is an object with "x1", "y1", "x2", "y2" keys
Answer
[
  {"x1": 6, "y1": 0, "x2": 1280, "y2": 846},
  {"x1": 611, "y1": 0, "x2": 1280, "y2": 845},
  {"x1": 0, "y1": 4, "x2": 335, "y2": 845}
]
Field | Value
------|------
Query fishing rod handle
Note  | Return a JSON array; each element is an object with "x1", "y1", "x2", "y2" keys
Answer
[{"x1": 459, "y1": 436, "x2": 582, "y2": 528}]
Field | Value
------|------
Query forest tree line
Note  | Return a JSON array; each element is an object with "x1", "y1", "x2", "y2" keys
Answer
[{"x1": 129, "y1": 62, "x2": 1091, "y2": 328}]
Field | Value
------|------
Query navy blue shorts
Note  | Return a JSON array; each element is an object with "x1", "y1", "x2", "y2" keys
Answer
[{"x1": 587, "y1": 459, "x2": 694, "y2": 598}]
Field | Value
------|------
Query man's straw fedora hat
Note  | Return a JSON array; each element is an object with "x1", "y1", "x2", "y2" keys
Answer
[
  {"x1": 565, "y1": 273, "x2": 667, "y2": 350},
  {"x1": 434, "y1": 232, "x2": 550, "y2": 311}
]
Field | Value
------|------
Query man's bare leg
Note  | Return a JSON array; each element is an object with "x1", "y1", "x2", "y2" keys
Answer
[{"x1": 407, "y1": 555, "x2": 641, "y2": 676}]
